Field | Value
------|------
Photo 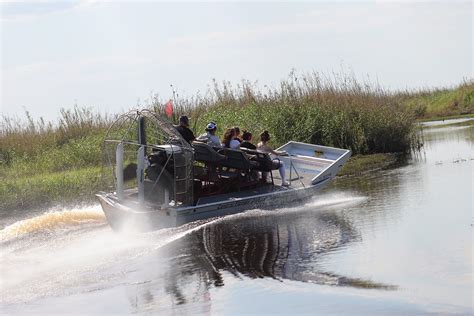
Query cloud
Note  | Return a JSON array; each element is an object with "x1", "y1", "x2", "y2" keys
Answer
[
  {"x1": 168, "y1": 4, "x2": 399, "y2": 50},
  {"x1": 0, "y1": 1, "x2": 101, "y2": 21},
  {"x1": 169, "y1": 21, "x2": 335, "y2": 49},
  {"x1": 3, "y1": 55, "x2": 150, "y2": 79}
]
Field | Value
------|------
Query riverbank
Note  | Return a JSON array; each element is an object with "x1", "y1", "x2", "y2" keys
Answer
[
  {"x1": 398, "y1": 80, "x2": 473, "y2": 119},
  {"x1": 337, "y1": 153, "x2": 400, "y2": 177},
  {"x1": 417, "y1": 113, "x2": 474, "y2": 122},
  {"x1": 0, "y1": 167, "x2": 102, "y2": 212}
]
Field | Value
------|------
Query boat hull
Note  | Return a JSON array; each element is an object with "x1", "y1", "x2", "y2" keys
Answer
[{"x1": 97, "y1": 179, "x2": 331, "y2": 232}]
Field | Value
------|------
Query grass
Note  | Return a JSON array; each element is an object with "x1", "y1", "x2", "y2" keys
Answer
[
  {"x1": 0, "y1": 106, "x2": 112, "y2": 169},
  {"x1": 0, "y1": 106, "x2": 111, "y2": 211},
  {"x1": 0, "y1": 71, "x2": 470, "y2": 211},
  {"x1": 397, "y1": 80, "x2": 474, "y2": 119},
  {"x1": 337, "y1": 153, "x2": 399, "y2": 177},
  {"x1": 0, "y1": 167, "x2": 102, "y2": 211},
  {"x1": 153, "y1": 73, "x2": 421, "y2": 155}
]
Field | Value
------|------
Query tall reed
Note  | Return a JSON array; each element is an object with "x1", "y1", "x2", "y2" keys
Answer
[
  {"x1": 395, "y1": 79, "x2": 473, "y2": 118},
  {"x1": 0, "y1": 106, "x2": 113, "y2": 171},
  {"x1": 156, "y1": 72, "x2": 421, "y2": 154}
]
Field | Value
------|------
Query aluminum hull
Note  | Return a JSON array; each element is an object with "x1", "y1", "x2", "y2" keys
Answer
[{"x1": 97, "y1": 178, "x2": 332, "y2": 232}]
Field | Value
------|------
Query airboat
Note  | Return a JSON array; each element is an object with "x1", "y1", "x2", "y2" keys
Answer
[{"x1": 96, "y1": 110, "x2": 351, "y2": 232}]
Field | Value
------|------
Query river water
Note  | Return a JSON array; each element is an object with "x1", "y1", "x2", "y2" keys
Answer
[{"x1": 1, "y1": 119, "x2": 472, "y2": 315}]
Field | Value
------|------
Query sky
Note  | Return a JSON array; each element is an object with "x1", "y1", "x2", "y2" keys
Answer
[{"x1": 1, "y1": 1, "x2": 472, "y2": 121}]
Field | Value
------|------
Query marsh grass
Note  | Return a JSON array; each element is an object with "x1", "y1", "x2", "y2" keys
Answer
[
  {"x1": 1, "y1": 106, "x2": 112, "y2": 169},
  {"x1": 337, "y1": 153, "x2": 399, "y2": 177},
  {"x1": 0, "y1": 107, "x2": 112, "y2": 210},
  {"x1": 396, "y1": 79, "x2": 474, "y2": 118},
  {"x1": 152, "y1": 72, "x2": 421, "y2": 154},
  {"x1": 0, "y1": 167, "x2": 102, "y2": 211}
]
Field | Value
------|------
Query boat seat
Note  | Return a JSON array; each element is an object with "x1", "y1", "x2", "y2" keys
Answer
[
  {"x1": 240, "y1": 148, "x2": 280, "y2": 172},
  {"x1": 219, "y1": 171, "x2": 240, "y2": 179},
  {"x1": 218, "y1": 148, "x2": 258, "y2": 170},
  {"x1": 192, "y1": 141, "x2": 226, "y2": 163}
]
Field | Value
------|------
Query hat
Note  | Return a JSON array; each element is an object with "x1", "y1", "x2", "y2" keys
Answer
[
  {"x1": 179, "y1": 115, "x2": 189, "y2": 125},
  {"x1": 205, "y1": 121, "x2": 217, "y2": 131}
]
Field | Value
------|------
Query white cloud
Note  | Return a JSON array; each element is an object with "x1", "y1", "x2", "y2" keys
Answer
[
  {"x1": 0, "y1": 0, "x2": 102, "y2": 21},
  {"x1": 170, "y1": 21, "x2": 337, "y2": 49}
]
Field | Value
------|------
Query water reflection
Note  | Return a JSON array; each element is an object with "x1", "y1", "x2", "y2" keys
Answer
[
  {"x1": 196, "y1": 212, "x2": 396, "y2": 289},
  {"x1": 128, "y1": 208, "x2": 397, "y2": 313}
]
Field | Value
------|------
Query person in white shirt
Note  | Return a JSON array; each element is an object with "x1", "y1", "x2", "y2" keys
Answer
[
  {"x1": 196, "y1": 122, "x2": 222, "y2": 148},
  {"x1": 257, "y1": 130, "x2": 289, "y2": 186},
  {"x1": 222, "y1": 128, "x2": 240, "y2": 149}
]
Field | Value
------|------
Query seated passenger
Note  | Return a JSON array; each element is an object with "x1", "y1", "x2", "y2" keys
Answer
[
  {"x1": 196, "y1": 121, "x2": 222, "y2": 148},
  {"x1": 240, "y1": 130, "x2": 257, "y2": 150},
  {"x1": 233, "y1": 126, "x2": 242, "y2": 143},
  {"x1": 175, "y1": 115, "x2": 195, "y2": 144},
  {"x1": 257, "y1": 130, "x2": 289, "y2": 186},
  {"x1": 222, "y1": 128, "x2": 240, "y2": 149}
]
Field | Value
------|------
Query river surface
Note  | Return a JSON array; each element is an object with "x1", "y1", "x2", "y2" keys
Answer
[{"x1": 1, "y1": 119, "x2": 472, "y2": 315}]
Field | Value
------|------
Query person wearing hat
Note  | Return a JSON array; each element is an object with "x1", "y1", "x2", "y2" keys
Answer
[
  {"x1": 175, "y1": 115, "x2": 195, "y2": 144},
  {"x1": 196, "y1": 121, "x2": 222, "y2": 148}
]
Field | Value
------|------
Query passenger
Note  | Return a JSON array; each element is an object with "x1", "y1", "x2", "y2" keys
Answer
[
  {"x1": 240, "y1": 130, "x2": 257, "y2": 150},
  {"x1": 175, "y1": 115, "x2": 195, "y2": 144},
  {"x1": 240, "y1": 130, "x2": 259, "y2": 181},
  {"x1": 196, "y1": 121, "x2": 222, "y2": 148},
  {"x1": 222, "y1": 128, "x2": 240, "y2": 149},
  {"x1": 257, "y1": 130, "x2": 289, "y2": 186},
  {"x1": 233, "y1": 126, "x2": 242, "y2": 143}
]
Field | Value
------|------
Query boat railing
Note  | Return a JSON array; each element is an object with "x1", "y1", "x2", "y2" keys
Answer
[{"x1": 287, "y1": 155, "x2": 306, "y2": 188}]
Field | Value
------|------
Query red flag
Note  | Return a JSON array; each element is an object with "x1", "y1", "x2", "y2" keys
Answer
[{"x1": 164, "y1": 99, "x2": 173, "y2": 118}]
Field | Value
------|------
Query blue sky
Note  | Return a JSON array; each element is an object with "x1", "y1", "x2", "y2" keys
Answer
[{"x1": 1, "y1": 1, "x2": 472, "y2": 120}]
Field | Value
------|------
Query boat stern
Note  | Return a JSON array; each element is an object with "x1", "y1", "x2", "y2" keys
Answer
[{"x1": 96, "y1": 192, "x2": 177, "y2": 232}]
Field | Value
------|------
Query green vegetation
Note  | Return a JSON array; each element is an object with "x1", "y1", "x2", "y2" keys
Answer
[
  {"x1": 1, "y1": 72, "x2": 471, "y2": 211},
  {"x1": 0, "y1": 167, "x2": 102, "y2": 211},
  {"x1": 0, "y1": 107, "x2": 111, "y2": 211},
  {"x1": 397, "y1": 80, "x2": 474, "y2": 119},
  {"x1": 155, "y1": 73, "x2": 421, "y2": 154},
  {"x1": 337, "y1": 153, "x2": 399, "y2": 177}
]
